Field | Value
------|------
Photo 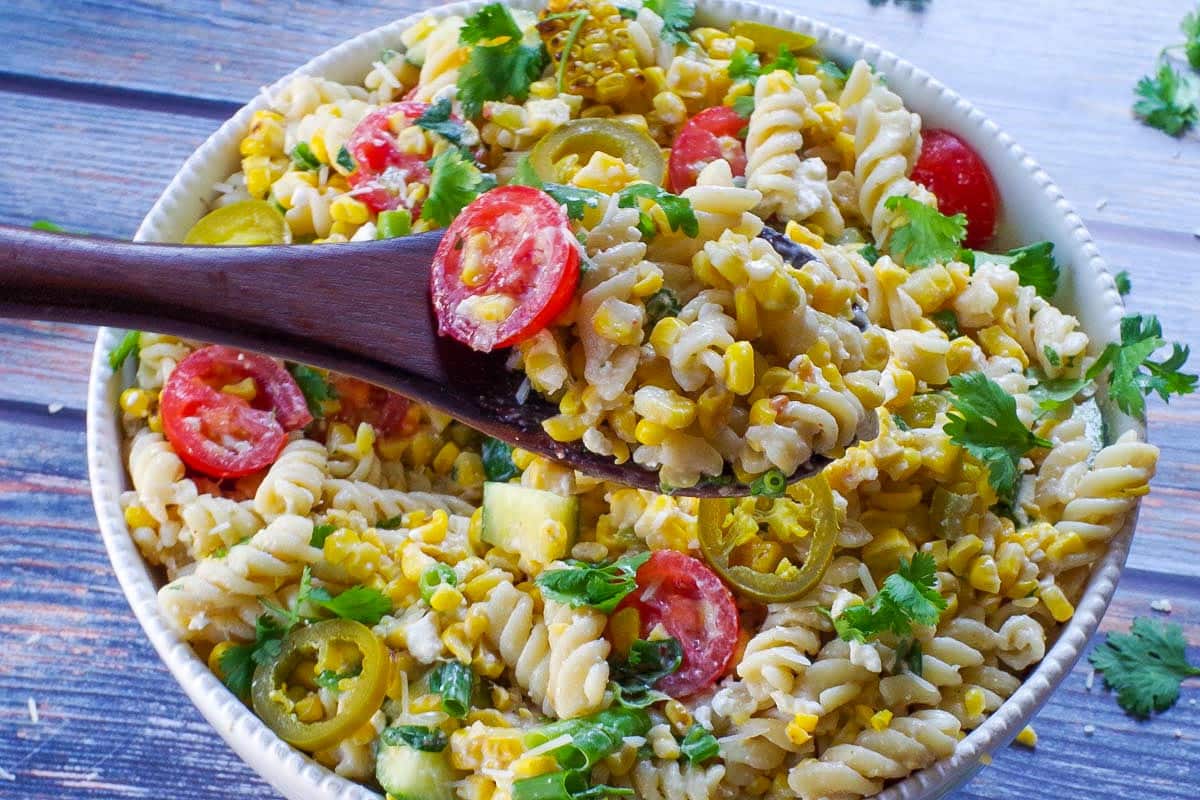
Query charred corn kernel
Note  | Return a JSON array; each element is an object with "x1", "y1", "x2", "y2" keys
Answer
[
  {"x1": 124, "y1": 504, "x2": 156, "y2": 529},
  {"x1": 459, "y1": 232, "x2": 493, "y2": 287},
  {"x1": 869, "y1": 709, "x2": 894, "y2": 731},
  {"x1": 786, "y1": 718, "x2": 813, "y2": 747},
  {"x1": 543, "y1": 414, "x2": 588, "y2": 442},
  {"x1": 749, "y1": 397, "x2": 778, "y2": 426},
  {"x1": 664, "y1": 699, "x2": 692, "y2": 734},
  {"x1": 631, "y1": 268, "x2": 664, "y2": 297},
  {"x1": 208, "y1": 641, "x2": 237, "y2": 676},
  {"x1": 1040, "y1": 584, "x2": 1075, "y2": 622},
  {"x1": 452, "y1": 451, "x2": 486, "y2": 488},
  {"x1": 1046, "y1": 531, "x2": 1085, "y2": 561},
  {"x1": 649, "y1": 317, "x2": 686, "y2": 355},
  {"x1": 119, "y1": 387, "x2": 153, "y2": 417},
  {"x1": 723, "y1": 341, "x2": 756, "y2": 395},
  {"x1": 594, "y1": 73, "x2": 632, "y2": 105},
  {"x1": 785, "y1": 219, "x2": 825, "y2": 250},
  {"x1": 963, "y1": 687, "x2": 986, "y2": 718},
  {"x1": 1015, "y1": 725, "x2": 1038, "y2": 748},
  {"x1": 220, "y1": 377, "x2": 257, "y2": 402},
  {"x1": 592, "y1": 297, "x2": 644, "y2": 346},
  {"x1": 430, "y1": 585, "x2": 464, "y2": 613},
  {"x1": 978, "y1": 326, "x2": 1028, "y2": 366},
  {"x1": 634, "y1": 419, "x2": 669, "y2": 447},
  {"x1": 330, "y1": 195, "x2": 370, "y2": 225},
  {"x1": 863, "y1": 528, "x2": 916, "y2": 574},
  {"x1": 968, "y1": 554, "x2": 1001, "y2": 594},
  {"x1": 634, "y1": 386, "x2": 696, "y2": 429},
  {"x1": 948, "y1": 534, "x2": 984, "y2": 575},
  {"x1": 608, "y1": 607, "x2": 640, "y2": 657},
  {"x1": 432, "y1": 442, "x2": 460, "y2": 475}
]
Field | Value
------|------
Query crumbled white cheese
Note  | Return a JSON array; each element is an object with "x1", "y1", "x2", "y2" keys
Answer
[
  {"x1": 1085, "y1": 668, "x2": 1095, "y2": 690},
  {"x1": 1150, "y1": 598, "x2": 1173, "y2": 613},
  {"x1": 26, "y1": 697, "x2": 38, "y2": 724},
  {"x1": 1083, "y1": 724, "x2": 1096, "y2": 736},
  {"x1": 0, "y1": 767, "x2": 14, "y2": 781},
  {"x1": 47, "y1": 403, "x2": 63, "y2": 415},
  {"x1": 1095, "y1": 197, "x2": 1109, "y2": 211}
]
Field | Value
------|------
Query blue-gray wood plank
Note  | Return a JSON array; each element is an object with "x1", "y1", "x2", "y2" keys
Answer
[{"x1": 0, "y1": 1, "x2": 1198, "y2": 798}]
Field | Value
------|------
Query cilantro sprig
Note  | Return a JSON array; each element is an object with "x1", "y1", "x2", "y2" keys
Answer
[
  {"x1": 884, "y1": 195, "x2": 967, "y2": 268},
  {"x1": 457, "y1": 3, "x2": 549, "y2": 118},
  {"x1": 1089, "y1": 617, "x2": 1200, "y2": 718},
  {"x1": 943, "y1": 372, "x2": 1051, "y2": 503},
  {"x1": 644, "y1": 0, "x2": 694, "y2": 46},
  {"x1": 832, "y1": 553, "x2": 947, "y2": 644},
  {"x1": 421, "y1": 149, "x2": 495, "y2": 226},
  {"x1": 1134, "y1": 63, "x2": 1200, "y2": 136},
  {"x1": 726, "y1": 46, "x2": 803, "y2": 83},
  {"x1": 536, "y1": 552, "x2": 651, "y2": 614},
  {"x1": 969, "y1": 241, "x2": 1060, "y2": 300},
  {"x1": 1098, "y1": 314, "x2": 1197, "y2": 419}
]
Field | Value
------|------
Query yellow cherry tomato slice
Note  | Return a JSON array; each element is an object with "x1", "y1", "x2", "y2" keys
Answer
[{"x1": 183, "y1": 199, "x2": 291, "y2": 246}]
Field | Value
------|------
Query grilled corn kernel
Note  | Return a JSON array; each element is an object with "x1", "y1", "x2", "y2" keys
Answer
[
  {"x1": 571, "y1": 151, "x2": 640, "y2": 194},
  {"x1": 1015, "y1": 725, "x2": 1038, "y2": 748},
  {"x1": 634, "y1": 386, "x2": 696, "y2": 429},
  {"x1": 407, "y1": 431, "x2": 437, "y2": 467},
  {"x1": 119, "y1": 387, "x2": 154, "y2": 417},
  {"x1": 978, "y1": 325, "x2": 1029, "y2": 367},
  {"x1": 452, "y1": 451, "x2": 486, "y2": 488},
  {"x1": 609, "y1": 407, "x2": 638, "y2": 442},
  {"x1": 963, "y1": 687, "x2": 986, "y2": 718},
  {"x1": 124, "y1": 504, "x2": 156, "y2": 529},
  {"x1": 1039, "y1": 584, "x2": 1075, "y2": 622},
  {"x1": 749, "y1": 396, "x2": 778, "y2": 426},
  {"x1": 429, "y1": 585, "x2": 464, "y2": 613},
  {"x1": 869, "y1": 709, "x2": 894, "y2": 731},
  {"x1": 723, "y1": 341, "x2": 756, "y2": 396},
  {"x1": 863, "y1": 528, "x2": 916, "y2": 574}
]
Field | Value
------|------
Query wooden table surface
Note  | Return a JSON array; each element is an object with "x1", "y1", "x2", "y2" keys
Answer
[{"x1": 1, "y1": 1, "x2": 1198, "y2": 797}]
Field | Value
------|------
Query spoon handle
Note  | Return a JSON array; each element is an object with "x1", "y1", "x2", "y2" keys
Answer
[{"x1": 0, "y1": 223, "x2": 450, "y2": 381}]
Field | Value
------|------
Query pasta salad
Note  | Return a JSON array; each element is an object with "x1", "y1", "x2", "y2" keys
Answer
[{"x1": 115, "y1": 2, "x2": 1192, "y2": 799}]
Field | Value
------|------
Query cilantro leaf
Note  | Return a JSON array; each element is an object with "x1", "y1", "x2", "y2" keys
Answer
[
  {"x1": 930, "y1": 309, "x2": 960, "y2": 338},
  {"x1": 973, "y1": 241, "x2": 1059, "y2": 299},
  {"x1": 1134, "y1": 62, "x2": 1200, "y2": 136},
  {"x1": 1100, "y1": 314, "x2": 1198, "y2": 418},
  {"x1": 108, "y1": 330, "x2": 140, "y2": 372},
  {"x1": 610, "y1": 637, "x2": 682, "y2": 708},
  {"x1": 728, "y1": 47, "x2": 761, "y2": 81},
  {"x1": 308, "y1": 584, "x2": 392, "y2": 625},
  {"x1": 286, "y1": 363, "x2": 336, "y2": 419},
  {"x1": 858, "y1": 242, "x2": 880, "y2": 265},
  {"x1": 884, "y1": 195, "x2": 967, "y2": 268},
  {"x1": 894, "y1": 638, "x2": 924, "y2": 677},
  {"x1": 1114, "y1": 270, "x2": 1132, "y2": 297},
  {"x1": 336, "y1": 146, "x2": 356, "y2": 173},
  {"x1": 421, "y1": 149, "x2": 495, "y2": 227},
  {"x1": 943, "y1": 372, "x2": 1051, "y2": 503},
  {"x1": 511, "y1": 155, "x2": 543, "y2": 187},
  {"x1": 817, "y1": 59, "x2": 848, "y2": 83},
  {"x1": 771, "y1": 46, "x2": 799, "y2": 76},
  {"x1": 536, "y1": 552, "x2": 651, "y2": 614},
  {"x1": 290, "y1": 142, "x2": 321, "y2": 171},
  {"x1": 1183, "y1": 9, "x2": 1200, "y2": 71},
  {"x1": 481, "y1": 437, "x2": 520, "y2": 482},
  {"x1": 832, "y1": 553, "x2": 947, "y2": 644},
  {"x1": 457, "y1": 3, "x2": 548, "y2": 118},
  {"x1": 644, "y1": 0, "x2": 694, "y2": 45},
  {"x1": 1028, "y1": 372, "x2": 1092, "y2": 414},
  {"x1": 218, "y1": 614, "x2": 288, "y2": 697},
  {"x1": 415, "y1": 97, "x2": 467, "y2": 149},
  {"x1": 617, "y1": 184, "x2": 698, "y2": 237},
  {"x1": 1089, "y1": 617, "x2": 1200, "y2": 718},
  {"x1": 543, "y1": 183, "x2": 604, "y2": 220},
  {"x1": 679, "y1": 725, "x2": 719, "y2": 764},
  {"x1": 732, "y1": 94, "x2": 755, "y2": 119}
]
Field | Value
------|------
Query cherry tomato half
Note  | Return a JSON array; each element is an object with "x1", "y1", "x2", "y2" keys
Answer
[
  {"x1": 668, "y1": 106, "x2": 748, "y2": 193},
  {"x1": 615, "y1": 550, "x2": 740, "y2": 697},
  {"x1": 327, "y1": 375, "x2": 415, "y2": 438},
  {"x1": 347, "y1": 101, "x2": 434, "y2": 215},
  {"x1": 160, "y1": 346, "x2": 312, "y2": 478},
  {"x1": 910, "y1": 129, "x2": 1000, "y2": 249},
  {"x1": 430, "y1": 185, "x2": 580, "y2": 353}
]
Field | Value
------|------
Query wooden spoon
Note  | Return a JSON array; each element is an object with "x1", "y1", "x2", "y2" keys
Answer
[{"x1": 0, "y1": 225, "x2": 873, "y2": 496}]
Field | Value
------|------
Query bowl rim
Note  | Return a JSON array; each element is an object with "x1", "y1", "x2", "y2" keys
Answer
[{"x1": 86, "y1": 1, "x2": 1141, "y2": 798}]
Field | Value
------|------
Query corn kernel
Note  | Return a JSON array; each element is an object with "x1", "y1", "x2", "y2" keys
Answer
[
  {"x1": 452, "y1": 451, "x2": 486, "y2": 488},
  {"x1": 430, "y1": 585, "x2": 465, "y2": 613},
  {"x1": 458, "y1": 292, "x2": 518, "y2": 324},
  {"x1": 633, "y1": 386, "x2": 696, "y2": 430},
  {"x1": 664, "y1": 699, "x2": 692, "y2": 734},
  {"x1": 293, "y1": 694, "x2": 324, "y2": 723},
  {"x1": 1015, "y1": 725, "x2": 1038, "y2": 748},
  {"x1": 869, "y1": 709, "x2": 893, "y2": 731},
  {"x1": 785, "y1": 219, "x2": 825, "y2": 249},
  {"x1": 723, "y1": 341, "x2": 755, "y2": 395},
  {"x1": 124, "y1": 504, "x2": 156, "y2": 529},
  {"x1": 649, "y1": 317, "x2": 686, "y2": 355},
  {"x1": 543, "y1": 414, "x2": 588, "y2": 442},
  {"x1": 749, "y1": 397, "x2": 778, "y2": 426},
  {"x1": 511, "y1": 447, "x2": 535, "y2": 470},
  {"x1": 119, "y1": 387, "x2": 153, "y2": 417},
  {"x1": 785, "y1": 718, "x2": 813, "y2": 747},
  {"x1": 608, "y1": 607, "x2": 641, "y2": 657},
  {"x1": 968, "y1": 554, "x2": 1001, "y2": 594},
  {"x1": 863, "y1": 528, "x2": 916, "y2": 575},
  {"x1": 1039, "y1": 583, "x2": 1075, "y2": 622},
  {"x1": 634, "y1": 419, "x2": 669, "y2": 447},
  {"x1": 963, "y1": 687, "x2": 986, "y2": 718},
  {"x1": 147, "y1": 412, "x2": 163, "y2": 433},
  {"x1": 330, "y1": 195, "x2": 370, "y2": 225},
  {"x1": 978, "y1": 325, "x2": 1029, "y2": 367},
  {"x1": 948, "y1": 535, "x2": 984, "y2": 575},
  {"x1": 432, "y1": 442, "x2": 460, "y2": 475},
  {"x1": 631, "y1": 269, "x2": 664, "y2": 298},
  {"x1": 1046, "y1": 531, "x2": 1085, "y2": 562},
  {"x1": 460, "y1": 232, "x2": 493, "y2": 288},
  {"x1": 592, "y1": 297, "x2": 644, "y2": 346}
]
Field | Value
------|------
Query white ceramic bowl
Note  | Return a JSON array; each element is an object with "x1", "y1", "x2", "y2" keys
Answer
[{"x1": 86, "y1": 1, "x2": 1140, "y2": 798}]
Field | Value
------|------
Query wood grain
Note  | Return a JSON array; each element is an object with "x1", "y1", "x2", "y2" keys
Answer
[{"x1": 0, "y1": 0, "x2": 1198, "y2": 798}]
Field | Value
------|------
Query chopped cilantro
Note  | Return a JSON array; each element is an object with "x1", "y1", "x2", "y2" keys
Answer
[
  {"x1": 1114, "y1": 270, "x2": 1132, "y2": 297},
  {"x1": 336, "y1": 146, "x2": 356, "y2": 173},
  {"x1": 421, "y1": 149, "x2": 495, "y2": 226},
  {"x1": 644, "y1": 288, "x2": 682, "y2": 329},
  {"x1": 833, "y1": 553, "x2": 947, "y2": 643},
  {"x1": 457, "y1": 3, "x2": 548, "y2": 118},
  {"x1": 309, "y1": 523, "x2": 336, "y2": 549},
  {"x1": 644, "y1": 0, "x2": 694, "y2": 45},
  {"x1": 536, "y1": 552, "x2": 651, "y2": 614},
  {"x1": 972, "y1": 241, "x2": 1059, "y2": 299},
  {"x1": 482, "y1": 437, "x2": 520, "y2": 481},
  {"x1": 286, "y1": 363, "x2": 336, "y2": 419},
  {"x1": 290, "y1": 142, "x2": 321, "y2": 171},
  {"x1": 728, "y1": 47, "x2": 762, "y2": 81},
  {"x1": 1184, "y1": 9, "x2": 1200, "y2": 70},
  {"x1": 308, "y1": 584, "x2": 392, "y2": 625},
  {"x1": 732, "y1": 94, "x2": 756, "y2": 119},
  {"x1": 415, "y1": 97, "x2": 467, "y2": 149},
  {"x1": 610, "y1": 637, "x2": 683, "y2": 708},
  {"x1": 884, "y1": 195, "x2": 967, "y2": 268},
  {"x1": 817, "y1": 59, "x2": 848, "y2": 82},
  {"x1": 381, "y1": 724, "x2": 448, "y2": 752},
  {"x1": 930, "y1": 310, "x2": 960, "y2": 339},
  {"x1": 31, "y1": 219, "x2": 65, "y2": 232}
]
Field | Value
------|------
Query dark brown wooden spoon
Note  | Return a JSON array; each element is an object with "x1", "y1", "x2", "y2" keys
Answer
[{"x1": 0, "y1": 225, "x2": 870, "y2": 496}]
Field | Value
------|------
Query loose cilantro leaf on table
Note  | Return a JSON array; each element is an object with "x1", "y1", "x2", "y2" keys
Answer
[
  {"x1": 1100, "y1": 314, "x2": 1197, "y2": 418},
  {"x1": 617, "y1": 184, "x2": 698, "y2": 237},
  {"x1": 832, "y1": 553, "x2": 946, "y2": 643},
  {"x1": 457, "y1": 3, "x2": 548, "y2": 118},
  {"x1": 1183, "y1": 9, "x2": 1200, "y2": 70},
  {"x1": 884, "y1": 195, "x2": 967, "y2": 268},
  {"x1": 1133, "y1": 62, "x2": 1199, "y2": 136},
  {"x1": 972, "y1": 241, "x2": 1059, "y2": 299},
  {"x1": 1089, "y1": 617, "x2": 1200, "y2": 717},
  {"x1": 286, "y1": 363, "x2": 336, "y2": 419},
  {"x1": 421, "y1": 149, "x2": 495, "y2": 226},
  {"x1": 415, "y1": 97, "x2": 467, "y2": 149},
  {"x1": 943, "y1": 372, "x2": 1051, "y2": 503},
  {"x1": 644, "y1": 0, "x2": 694, "y2": 45},
  {"x1": 1114, "y1": 270, "x2": 1132, "y2": 297},
  {"x1": 108, "y1": 330, "x2": 141, "y2": 372},
  {"x1": 536, "y1": 552, "x2": 650, "y2": 614}
]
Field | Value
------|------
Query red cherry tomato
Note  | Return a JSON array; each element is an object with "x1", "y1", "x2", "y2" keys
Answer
[
  {"x1": 668, "y1": 106, "x2": 748, "y2": 193},
  {"x1": 327, "y1": 375, "x2": 416, "y2": 438},
  {"x1": 910, "y1": 129, "x2": 1000, "y2": 249},
  {"x1": 430, "y1": 185, "x2": 580, "y2": 353},
  {"x1": 160, "y1": 346, "x2": 312, "y2": 479},
  {"x1": 615, "y1": 550, "x2": 740, "y2": 697},
  {"x1": 347, "y1": 102, "x2": 434, "y2": 215}
]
